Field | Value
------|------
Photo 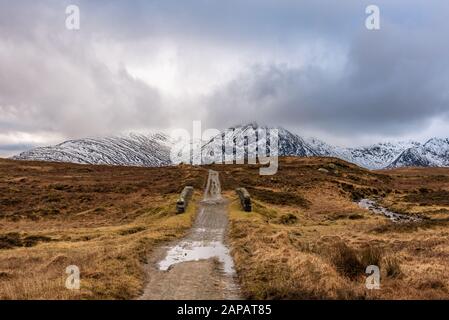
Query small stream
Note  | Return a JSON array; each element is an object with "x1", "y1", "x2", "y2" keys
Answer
[{"x1": 358, "y1": 199, "x2": 421, "y2": 223}]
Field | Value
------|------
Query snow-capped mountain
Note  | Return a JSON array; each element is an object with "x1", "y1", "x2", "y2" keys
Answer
[
  {"x1": 200, "y1": 123, "x2": 316, "y2": 164},
  {"x1": 306, "y1": 139, "x2": 421, "y2": 170},
  {"x1": 13, "y1": 133, "x2": 173, "y2": 167},
  {"x1": 11, "y1": 124, "x2": 449, "y2": 170},
  {"x1": 388, "y1": 138, "x2": 449, "y2": 168},
  {"x1": 200, "y1": 124, "x2": 441, "y2": 169},
  {"x1": 345, "y1": 141, "x2": 422, "y2": 170}
]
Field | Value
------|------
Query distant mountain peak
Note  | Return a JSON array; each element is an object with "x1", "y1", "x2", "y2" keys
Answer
[
  {"x1": 390, "y1": 137, "x2": 449, "y2": 168},
  {"x1": 11, "y1": 125, "x2": 449, "y2": 170},
  {"x1": 13, "y1": 133, "x2": 172, "y2": 167}
]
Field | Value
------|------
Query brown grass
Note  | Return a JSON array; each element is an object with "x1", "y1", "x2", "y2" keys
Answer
[
  {"x1": 0, "y1": 159, "x2": 204, "y2": 299},
  {"x1": 1, "y1": 157, "x2": 449, "y2": 299},
  {"x1": 222, "y1": 157, "x2": 449, "y2": 300}
]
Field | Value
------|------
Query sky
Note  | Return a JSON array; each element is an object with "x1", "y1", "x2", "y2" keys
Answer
[{"x1": 1, "y1": 0, "x2": 449, "y2": 156}]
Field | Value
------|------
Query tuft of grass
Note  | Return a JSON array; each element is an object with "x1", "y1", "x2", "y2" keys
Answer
[
  {"x1": 372, "y1": 219, "x2": 449, "y2": 233},
  {"x1": 360, "y1": 246, "x2": 383, "y2": 268},
  {"x1": 0, "y1": 233, "x2": 53, "y2": 250},
  {"x1": 329, "y1": 244, "x2": 385, "y2": 280},
  {"x1": 246, "y1": 187, "x2": 310, "y2": 208},
  {"x1": 383, "y1": 256, "x2": 402, "y2": 278},
  {"x1": 277, "y1": 213, "x2": 298, "y2": 225},
  {"x1": 329, "y1": 242, "x2": 364, "y2": 279}
]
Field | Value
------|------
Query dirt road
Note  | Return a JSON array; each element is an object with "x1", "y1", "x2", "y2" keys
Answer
[{"x1": 139, "y1": 171, "x2": 241, "y2": 300}]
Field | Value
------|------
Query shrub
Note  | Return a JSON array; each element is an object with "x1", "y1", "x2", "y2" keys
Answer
[
  {"x1": 277, "y1": 213, "x2": 298, "y2": 225},
  {"x1": 329, "y1": 243, "x2": 385, "y2": 280},
  {"x1": 330, "y1": 242, "x2": 364, "y2": 279},
  {"x1": 360, "y1": 246, "x2": 383, "y2": 267},
  {"x1": 383, "y1": 256, "x2": 402, "y2": 278}
]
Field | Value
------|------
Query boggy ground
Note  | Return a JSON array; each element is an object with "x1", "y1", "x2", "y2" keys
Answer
[
  {"x1": 0, "y1": 159, "x2": 207, "y2": 299},
  {"x1": 0, "y1": 157, "x2": 448, "y2": 299},
  {"x1": 213, "y1": 158, "x2": 449, "y2": 299}
]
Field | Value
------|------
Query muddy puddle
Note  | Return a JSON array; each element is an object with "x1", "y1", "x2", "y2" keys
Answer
[{"x1": 158, "y1": 206, "x2": 236, "y2": 274}]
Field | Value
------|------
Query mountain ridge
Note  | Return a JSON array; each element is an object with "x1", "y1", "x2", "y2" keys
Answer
[
  {"x1": 11, "y1": 124, "x2": 449, "y2": 170},
  {"x1": 12, "y1": 133, "x2": 173, "y2": 167}
]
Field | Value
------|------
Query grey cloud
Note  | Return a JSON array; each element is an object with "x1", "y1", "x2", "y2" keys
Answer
[
  {"x1": 205, "y1": 14, "x2": 449, "y2": 140},
  {"x1": 0, "y1": 44, "x2": 165, "y2": 137},
  {"x1": 1, "y1": 0, "x2": 449, "y2": 149},
  {"x1": 84, "y1": 0, "x2": 369, "y2": 55},
  {"x1": 0, "y1": 143, "x2": 35, "y2": 157},
  {"x1": 0, "y1": 1, "x2": 168, "y2": 141}
]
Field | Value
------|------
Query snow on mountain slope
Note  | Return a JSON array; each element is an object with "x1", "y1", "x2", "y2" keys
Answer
[
  {"x1": 203, "y1": 124, "x2": 425, "y2": 170},
  {"x1": 200, "y1": 123, "x2": 317, "y2": 164},
  {"x1": 305, "y1": 137, "x2": 352, "y2": 162},
  {"x1": 306, "y1": 138, "x2": 421, "y2": 170},
  {"x1": 388, "y1": 147, "x2": 431, "y2": 168},
  {"x1": 12, "y1": 133, "x2": 173, "y2": 167},
  {"x1": 345, "y1": 141, "x2": 422, "y2": 170},
  {"x1": 388, "y1": 138, "x2": 449, "y2": 168},
  {"x1": 11, "y1": 124, "x2": 449, "y2": 169},
  {"x1": 419, "y1": 138, "x2": 449, "y2": 166}
]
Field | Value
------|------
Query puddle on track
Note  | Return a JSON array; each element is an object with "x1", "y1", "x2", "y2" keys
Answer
[
  {"x1": 140, "y1": 170, "x2": 241, "y2": 300},
  {"x1": 157, "y1": 203, "x2": 237, "y2": 275},
  {"x1": 158, "y1": 240, "x2": 235, "y2": 274}
]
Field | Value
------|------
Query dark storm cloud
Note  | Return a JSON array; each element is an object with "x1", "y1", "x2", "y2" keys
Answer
[
  {"x1": 1, "y1": 0, "x2": 449, "y2": 152},
  {"x1": 205, "y1": 2, "x2": 449, "y2": 139},
  {"x1": 76, "y1": 1, "x2": 348, "y2": 35},
  {"x1": 0, "y1": 0, "x2": 166, "y2": 141}
]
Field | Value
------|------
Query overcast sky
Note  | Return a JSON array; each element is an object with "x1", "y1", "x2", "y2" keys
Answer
[{"x1": 1, "y1": 0, "x2": 449, "y2": 156}]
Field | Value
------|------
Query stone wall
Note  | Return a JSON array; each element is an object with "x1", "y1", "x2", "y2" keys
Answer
[
  {"x1": 176, "y1": 186, "x2": 194, "y2": 214},
  {"x1": 235, "y1": 187, "x2": 252, "y2": 212}
]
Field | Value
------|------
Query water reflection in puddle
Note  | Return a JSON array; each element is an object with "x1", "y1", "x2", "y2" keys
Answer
[
  {"x1": 157, "y1": 205, "x2": 237, "y2": 275},
  {"x1": 158, "y1": 240, "x2": 235, "y2": 274}
]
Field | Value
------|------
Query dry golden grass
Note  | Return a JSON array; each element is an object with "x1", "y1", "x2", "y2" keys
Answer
[
  {"x1": 221, "y1": 158, "x2": 449, "y2": 300},
  {"x1": 228, "y1": 196, "x2": 449, "y2": 299},
  {"x1": 0, "y1": 196, "x2": 199, "y2": 299},
  {"x1": 1, "y1": 157, "x2": 449, "y2": 299},
  {"x1": 0, "y1": 159, "x2": 204, "y2": 299}
]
